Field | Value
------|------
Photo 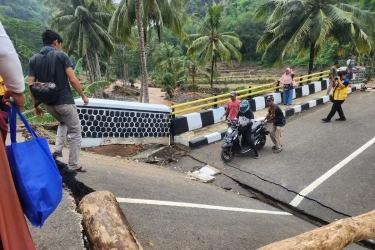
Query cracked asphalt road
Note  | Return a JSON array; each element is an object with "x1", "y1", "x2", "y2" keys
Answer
[{"x1": 185, "y1": 91, "x2": 375, "y2": 247}]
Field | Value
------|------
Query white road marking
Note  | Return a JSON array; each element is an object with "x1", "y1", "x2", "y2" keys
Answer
[
  {"x1": 117, "y1": 198, "x2": 291, "y2": 215},
  {"x1": 290, "y1": 136, "x2": 375, "y2": 207}
]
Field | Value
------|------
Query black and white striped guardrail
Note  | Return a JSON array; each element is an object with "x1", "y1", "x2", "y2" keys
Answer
[
  {"x1": 172, "y1": 79, "x2": 329, "y2": 137},
  {"x1": 175, "y1": 83, "x2": 361, "y2": 148}
]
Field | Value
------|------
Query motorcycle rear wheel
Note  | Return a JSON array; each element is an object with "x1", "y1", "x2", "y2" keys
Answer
[{"x1": 221, "y1": 148, "x2": 235, "y2": 162}]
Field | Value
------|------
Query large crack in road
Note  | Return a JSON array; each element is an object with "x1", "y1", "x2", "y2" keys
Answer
[
  {"x1": 184, "y1": 154, "x2": 375, "y2": 249},
  {"x1": 56, "y1": 160, "x2": 95, "y2": 249}
]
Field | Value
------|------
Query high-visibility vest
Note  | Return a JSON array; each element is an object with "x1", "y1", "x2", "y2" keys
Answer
[{"x1": 333, "y1": 80, "x2": 349, "y2": 101}]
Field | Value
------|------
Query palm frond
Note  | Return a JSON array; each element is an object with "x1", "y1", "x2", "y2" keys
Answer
[{"x1": 83, "y1": 80, "x2": 111, "y2": 96}]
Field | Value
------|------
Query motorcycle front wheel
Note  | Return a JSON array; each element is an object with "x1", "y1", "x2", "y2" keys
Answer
[
  {"x1": 256, "y1": 134, "x2": 267, "y2": 150},
  {"x1": 221, "y1": 148, "x2": 235, "y2": 162}
]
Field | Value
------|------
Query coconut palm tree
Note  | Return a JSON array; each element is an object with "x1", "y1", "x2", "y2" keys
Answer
[
  {"x1": 12, "y1": 39, "x2": 34, "y2": 72},
  {"x1": 49, "y1": 0, "x2": 114, "y2": 82},
  {"x1": 187, "y1": 3, "x2": 242, "y2": 90},
  {"x1": 153, "y1": 43, "x2": 183, "y2": 73},
  {"x1": 254, "y1": 0, "x2": 374, "y2": 74},
  {"x1": 182, "y1": 56, "x2": 209, "y2": 95},
  {"x1": 91, "y1": 0, "x2": 188, "y2": 103}
]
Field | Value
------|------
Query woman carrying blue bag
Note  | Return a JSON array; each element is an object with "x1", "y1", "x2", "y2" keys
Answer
[{"x1": 0, "y1": 22, "x2": 36, "y2": 250}]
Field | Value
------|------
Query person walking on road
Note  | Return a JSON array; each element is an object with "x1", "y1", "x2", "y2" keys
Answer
[
  {"x1": 279, "y1": 68, "x2": 296, "y2": 105},
  {"x1": 28, "y1": 30, "x2": 89, "y2": 173},
  {"x1": 326, "y1": 61, "x2": 340, "y2": 95},
  {"x1": 221, "y1": 90, "x2": 241, "y2": 121},
  {"x1": 322, "y1": 71, "x2": 349, "y2": 122},
  {"x1": 0, "y1": 21, "x2": 36, "y2": 250},
  {"x1": 263, "y1": 95, "x2": 286, "y2": 153},
  {"x1": 346, "y1": 54, "x2": 360, "y2": 84}
]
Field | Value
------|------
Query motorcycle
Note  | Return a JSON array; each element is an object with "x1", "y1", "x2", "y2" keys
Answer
[{"x1": 220, "y1": 119, "x2": 268, "y2": 162}]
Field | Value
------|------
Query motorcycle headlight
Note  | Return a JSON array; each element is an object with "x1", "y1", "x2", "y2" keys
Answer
[{"x1": 227, "y1": 127, "x2": 233, "y2": 134}]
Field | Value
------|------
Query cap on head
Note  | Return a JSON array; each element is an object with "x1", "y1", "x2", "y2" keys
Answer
[
  {"x1": 230, "y1": 91, "x2": 236, "y2": 97},
  {"x1": 266, "y1": 95, "x2": 274, "y2": 102}
]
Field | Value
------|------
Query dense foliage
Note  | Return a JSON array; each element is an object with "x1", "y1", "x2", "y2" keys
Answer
[
  {"x1": 0, "y1": 0, "x2": 49, "y2": 72},
  {"x1": 1, "y1": 0, "x2": 375, "y2": 94}
]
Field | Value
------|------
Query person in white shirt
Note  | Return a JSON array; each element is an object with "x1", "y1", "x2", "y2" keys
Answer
[
  {"x1": 0, "y1": 22, "x2": 25, "y2": 110},
  {"x1": 0, "y1": 21, "x2": 36, "y2": 250},
  {"x1": 346, "y1": 54, "x2": 360, "y2": 84}
]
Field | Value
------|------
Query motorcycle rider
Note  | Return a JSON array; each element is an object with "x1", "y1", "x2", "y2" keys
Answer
[{"x1": 236, "y1": 100, "x2": 260, "y2": 159}]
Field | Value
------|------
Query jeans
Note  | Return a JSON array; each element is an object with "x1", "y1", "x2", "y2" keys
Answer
[
  {"x1": 239, "y1": 125, "x2": 258, "y2": 154},
  {"x1": 326, "y1": 100, "x2": 345, "y2": 120},
  {"x1": 44, "y1": 104, "x2": 82, "y2": 170},
  {"x1": 283, "y1": 88, "x2": 294, "y2": 105}
]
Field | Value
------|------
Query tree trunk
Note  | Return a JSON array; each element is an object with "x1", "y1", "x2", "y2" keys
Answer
[
  {"x1": 371, "y1": 50, "x2": 375, "y2": 68},
  {"x1": 192, "y1": 75, "x2": 195, "y2": 95},
  {"x1": 86, "y1": 50, "x2": 101, "y2": 83},
  {"x1": 308, "y1": 42, "x2": 315, "y2": 74},
  {"x1": 79, "y1": 191, "x2": 143, "y2": 250},
  {"x1": 259, "y1": 209, "x2": 375, "y2": 250},
  {"x1": 135, "y1": 0, "x2": 149, "y2": 103},
  {"x1": 86, "y1": 53, "x2": 94, "y2": 83},
  {"x1": 210, "y1": 58, "x2": 214, "y2": 92}
]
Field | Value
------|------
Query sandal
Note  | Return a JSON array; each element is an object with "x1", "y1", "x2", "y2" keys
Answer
[
  {"x1": 272, "y1": 145, "x2": 283, "y2": 150},
  {"x1": 74, "y1": 166, "x2": 87, "y2": 172},
  {"x1": 273, "y1": 148, "x2": 282, "y2": 154}
]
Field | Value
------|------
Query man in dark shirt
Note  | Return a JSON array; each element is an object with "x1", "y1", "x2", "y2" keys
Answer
[
  {"x1": 28, "y1": 30, "x2": 89, "y2": 173},
  {"x1": 263, "y1": 95, "x2": 285, "y2": 153},
  {"x1": 236, "y1": 100, "x2": 259, "y2": 159}
]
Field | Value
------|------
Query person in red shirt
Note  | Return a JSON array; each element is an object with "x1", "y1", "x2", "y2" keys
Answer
[{"x1": 221, "y1": 91, "x2": 241, "y2": 121}]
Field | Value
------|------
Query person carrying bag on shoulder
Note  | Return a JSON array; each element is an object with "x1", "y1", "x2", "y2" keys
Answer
[
  {"x1": 28, "y1": 30, "x2": 89, "y2": 173},
  {"x1": 0, "y1": 21, "x2": 36, "y2": 250}
]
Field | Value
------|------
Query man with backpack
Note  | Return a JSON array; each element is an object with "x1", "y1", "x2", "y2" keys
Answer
[
  {"x1": 263, "y1": 95, "x2": 286, "y2": 153},
  {"x1": 28, "y1": 30, "x2": 89, "y2": 173}
]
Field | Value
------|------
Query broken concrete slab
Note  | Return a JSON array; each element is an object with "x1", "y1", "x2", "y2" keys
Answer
[
  {"x1": 187, "y1": 171, "x2": 215, "y2": 183},
  {"x1": 199, "y1": 165, "x2": 221, "y2": 176}
]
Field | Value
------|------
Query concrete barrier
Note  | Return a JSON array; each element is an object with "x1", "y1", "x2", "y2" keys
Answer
[
  {"x1": 75, "y1": 98, "x2": 171, "y2": 147},
  {"x1": 258, "y1": 209, "x2": 375, "y2": 250}
]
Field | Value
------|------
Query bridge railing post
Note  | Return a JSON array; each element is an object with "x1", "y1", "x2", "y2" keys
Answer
[
  {"x1": 299, "y1": 76, "x2": 303, "y2": 86},
  {"x1": 275, "y1": 81, "x2": 280, "y2": 92},
  {"x1": 213, "y1": 94, "x2": 218, "y2": 108},
  {"x1": 170, "y1": 106, "x2": 175, "y2": 144}
]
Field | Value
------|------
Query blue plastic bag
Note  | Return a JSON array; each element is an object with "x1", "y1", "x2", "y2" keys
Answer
[{"x1": 6, "y1": 103, "x2": 62, "y2": 227}]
